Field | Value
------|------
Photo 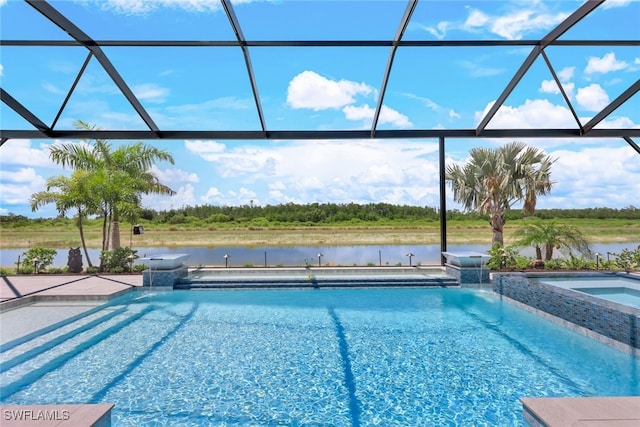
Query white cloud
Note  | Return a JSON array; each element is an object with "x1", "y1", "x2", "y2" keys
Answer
[
  {"x1": 102, "y1": 0, "x2": 225, "y2": 15},
  {"x1": 490, "y1": 10, "x2": 569, "y2": 40},
  {"x1": 42, "y1": 82, "x2": 67, "y2": 95},
  {"x1": 359, "y1": 164, "x2": 405, "y2": 185},
  {"x1": 0, "y1": 168, "x2": 47, "y2": 205},
  {"x1": 342, "y1": 104, "x2": 412, "y2": 128},
  {"x1": 591, "y1": 115, "x2": 637, "y2": 129},
  {"x1": 575, "y1": 84, "x2": 609, "y2": 112},
  {"x1": 422, "y1": 6, "x2": 569, "y2": 40},
  {"x1": 544, "y1": 145, "x2": 640, "y2": 208},
  {"x1": 0, "y1": 140, "x2": 56, "y2": 168},
  {"x1": 142, "y1": 184, "x2": 196, "y2": 211},
  {"x1": 539, "y1": 79, "x2": 575, "y2": 98},
  {"x1": 557, "y1": 67, "x2": 575, "y2": 82},
  {"x1": 133, "y1": 83, "x2": 169, "y2": 104},
  {"x1": 286, "y1": 71, "x2": 373, "y2": 111},
  {"x1": 184, "y1": 140, "x2": 226, "y2": 160},
  {"x1": 0, "y1": 63, "x2": 4, "y2": 76},
  {"x1": 149, "y1": 165, "x2": 199, "y2": 184},
  {"x1": 200, "y1": 186, "x2": 257, "y2": 205},
  {"x1": 602, "y1": 0, "x2": 633, "y2": 9},
  {"x1": 404, "y1": 93, "x2": 460, "y2": 121},
  {"x1": 187, "y1": 139, "x2": 441, "y2": 207},
  {"x1": 476, "y1": 98, "x2": 576, "y2": 129},
  {"x1": 585, "y1": 52, "x2": 628, "y2": 75},
  {"x1": 464, "y1": 9, "x2": 490, "y2": 29},
  {"x1": 539, "y1": 79, "x2": 559, "y2": 94},
  {"x1": 459, "y1": 60, "x2": 505, "y2": 77}
]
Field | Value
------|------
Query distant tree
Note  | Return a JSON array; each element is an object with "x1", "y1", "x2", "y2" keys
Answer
[
  {"x1": 514, "y1": 219, "x2": 591, "y2": 261},
  {"x1": 445, "y1": 141, "x2": 555, "y2": 245}
]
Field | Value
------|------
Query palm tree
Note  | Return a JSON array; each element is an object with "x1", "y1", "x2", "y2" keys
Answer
[
  {"x1": 30, "y1": 170, "x2": 100, "y2": 266},
  {"x1": 48, "y1": 120, "x2": 175, "y2": 250},
  {"x1": 445, "y1": 141, "x2": 555, "y2": 245},
  {"x1": 514, "y1": 219, "x2": 591, "y2": 261}
]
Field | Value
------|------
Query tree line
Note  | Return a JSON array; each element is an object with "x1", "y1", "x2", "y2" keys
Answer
[{"x1": 3, "y1": 204, "x2": 638, "y2": 227}]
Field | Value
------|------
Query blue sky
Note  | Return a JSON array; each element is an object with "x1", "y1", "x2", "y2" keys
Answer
[{"x1": 1, "y1": 0, "x2": 639, "y2": 218}]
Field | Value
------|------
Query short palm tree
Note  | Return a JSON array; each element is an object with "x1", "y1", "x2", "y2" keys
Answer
[
  {"x1": 445, "y1": 141, "x2": 555, "y2": 245},
  {"x1": 514, "y1": 219, "x2": 591, "y2": 261},
  {"x1": 30, "y1": 170, "x2": 100, "y2": 266}
]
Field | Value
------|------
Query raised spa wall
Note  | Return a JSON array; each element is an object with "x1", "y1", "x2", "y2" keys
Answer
[{"x1": 493, "y1": 272, "x2": 640, "y2": 354}]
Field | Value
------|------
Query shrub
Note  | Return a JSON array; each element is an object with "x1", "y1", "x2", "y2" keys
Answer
[
  {"x1": 0, "y1": 267, "x2": 14, "y2": 276},
  {"x1": 21, "y1": 247, "x2": 57, "y2": 272},
  {"x1": 133, "y1": 264, "x2": 147, "y2": 273},
  {"x1": 612, "y1": 245, "x2": 640, "y2": 272},
  {"x1": 45, "y1": 267, "x2": 67, "y2": 274},
  {"x1": 86, "y1": 266, "x2": 100, "y2": 274},
  {"x1": 544, "y1": 259, "x2": 565, "y2": 270},
  {"x1": 486, "y1": 243, "x2": 521, "y2": 270},
  {"x1": 100, "y1": 247, "x2": 138, "y2": 273}
]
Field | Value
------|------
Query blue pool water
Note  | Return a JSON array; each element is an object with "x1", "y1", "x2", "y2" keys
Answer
[
  {"x1": 573, "y1": 287, "x2": 640, "y2": 308},
  {"x1": 1, "y1": 288, "x2": 639, "y2": 426},
  {"x1": 540, "y1": 276, "x2": 640, "y2": 309}
]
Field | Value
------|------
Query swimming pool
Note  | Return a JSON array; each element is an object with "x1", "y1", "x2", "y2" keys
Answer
[{"x1": 1, "y1": 288, "x2": 639, "y2": 426}]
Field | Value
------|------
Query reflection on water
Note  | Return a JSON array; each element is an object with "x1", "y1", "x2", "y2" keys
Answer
[{"x1": 1, "y1": 243, "x2": 637, "y2": 268}]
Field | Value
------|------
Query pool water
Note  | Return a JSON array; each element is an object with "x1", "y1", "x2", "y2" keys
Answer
[
  {"x1": 539, "y1": 276, "x2": 640, "y2": 309},
  {"x1": 1, "y1": 288, "x2": 639, "y2": 426},
  {"x1": 572, "y1": 286, "x2": 640, "y2": 308}
]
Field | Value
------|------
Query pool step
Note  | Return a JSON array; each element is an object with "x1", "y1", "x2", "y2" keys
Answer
[
  {"x1": 0, "y1": 306, "x2": 128, "y2": 373},
  {"x1": 176, "y1": 275, "x2": 459, "y2": 289},
  {"x1": 0, "y1": 306, "x2": 152, "y2": 399}
]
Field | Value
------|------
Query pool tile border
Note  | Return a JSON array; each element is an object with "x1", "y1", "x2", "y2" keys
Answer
[{"x1": 493, "y1": 272, "x2": 640, "y2": 355}]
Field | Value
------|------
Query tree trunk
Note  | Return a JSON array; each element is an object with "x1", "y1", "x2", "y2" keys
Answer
[
  {"x1": 490, "y1": 212, "x2": 506, "y2": 246},
  {"x1": 111, "y1": 220, "x2": 121, "y2": 249},
  {"x1": 111, "y1": 207, "x2": 121, "y2": 249},
  {"x1": 535, "y1": 245, "x2": 542, "y2": 260},
  {"x1": 545, "y1": 244, "x2": 554, "y2": 261},
  {"x1": 76, "y1": 208, "x2": 93, "y2": 267}
]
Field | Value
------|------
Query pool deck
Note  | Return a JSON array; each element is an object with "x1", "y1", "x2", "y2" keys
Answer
[
  {"x1": 0, "y1": 274, "x2": 142, "y2": 308},
  {"x1": 521, "y1": 397, "x2": 640, "y2": 426}
]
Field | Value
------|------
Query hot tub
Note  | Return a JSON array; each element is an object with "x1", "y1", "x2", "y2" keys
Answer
[
  {"x1": 441, "y1": 251, "x2": 491, "y2": 267},
  {"x1": 138, "y1": 254, "x2": 190, "y2": 270}
]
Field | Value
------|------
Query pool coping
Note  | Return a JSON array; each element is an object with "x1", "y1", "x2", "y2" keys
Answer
[
  {"x1": 0, "y1": 403, "x2": 114, "y2": 426},
  {"x1": 0, "y1": 275, "x2": 142, "y2": 313},
  {"x1": 521, "y1": 396, "x2": 640, "y2": 427}
]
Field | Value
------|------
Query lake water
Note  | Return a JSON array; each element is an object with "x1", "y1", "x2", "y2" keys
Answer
[{"x1": 1, "y1": 243, "x2": 637, "y2": 269}]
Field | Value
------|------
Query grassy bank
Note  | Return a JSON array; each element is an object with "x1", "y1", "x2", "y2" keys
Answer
[{"x1": 1, "y1": 218, "x2": 637, "y2": 249}]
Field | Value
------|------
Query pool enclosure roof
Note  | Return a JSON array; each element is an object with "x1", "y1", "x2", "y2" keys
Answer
[{"x1": 0, "y1": 0, "x2": 639, "y2": 152}]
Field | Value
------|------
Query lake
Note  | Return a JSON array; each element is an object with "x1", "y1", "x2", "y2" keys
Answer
[{"x1": 1, "y1": 243, "x2": 637, "y2": 269}]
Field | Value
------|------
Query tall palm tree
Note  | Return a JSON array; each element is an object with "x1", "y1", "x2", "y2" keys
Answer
[
  {"x1": 30, "y1": 170, "x2": 100, "y2": 266},
  {"x1": 514, "y1": 219, "x2": 591, "y2": 261},
  {"x1": 445, "y1": 141, "x2": 555, "y2": 245},
  {"x1": 48, "y1": 120, "x2": 175, "y2": 250}
]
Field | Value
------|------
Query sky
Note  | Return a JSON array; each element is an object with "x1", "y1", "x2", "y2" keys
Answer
[{"x1": 0, "y1": 0, "x2": 639, "y2": 218}]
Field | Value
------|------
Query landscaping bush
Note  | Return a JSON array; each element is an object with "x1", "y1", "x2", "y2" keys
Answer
[
  {"x1": 612, "y1": 245, "x2": 640, "y2": 272},
  {"x1": 100, "y1": 247, "x2": 138, "y2": 273},
  {"x1": 21, "y1": 247, "x2": 57, "y2": 273}
]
